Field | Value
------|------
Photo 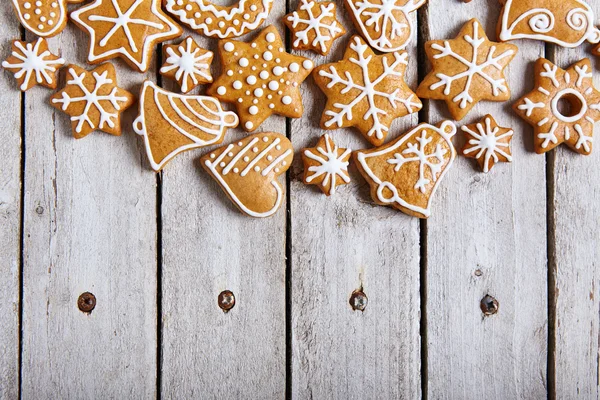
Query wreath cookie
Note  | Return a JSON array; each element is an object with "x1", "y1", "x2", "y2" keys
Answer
[
  {"x1": 513, "y1": 58, "x2": 600, "y2": 155},
  {"x1": 417, "y1": 19, "x2": 518, "y2": 121},
  {"x1": 461, "y1": 115, "x2": 513, "y2": 173},
  {"x1": 164, "y1": 0, "x2": 274, "y2": 39},
  {"x1": 11, "y1": 0, "x2": 85, "y2": 38}
]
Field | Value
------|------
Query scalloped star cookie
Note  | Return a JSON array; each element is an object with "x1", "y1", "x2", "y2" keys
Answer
[
  {"x1": 302, "y1": 134, "x2": 351, "y2": 196},
  {"x1": 461, "y1": 115, "x2": 513, "y2": 172},
  {"x1": 160, "y1": 37, "x2": 214, "y2": 93}
]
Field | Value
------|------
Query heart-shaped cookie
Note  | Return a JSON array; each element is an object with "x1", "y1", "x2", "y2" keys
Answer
[
  {"x1": 201, "y1": 133, "x2": 293, "y2": 218},
  {"x1": 344, "y1": 0, "x2": 426, "y2": 52},
  {"x1": 11, "y1": 0, "x2": 85, "y2": 37}
]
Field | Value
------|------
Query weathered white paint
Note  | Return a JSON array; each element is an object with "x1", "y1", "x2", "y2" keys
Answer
[
  {"x1": 552, "y1": 0, "x2": 600, "y2": 394},
  {"x1": 160, "y1": 4, "x2": 287, "y2": 397},
  {"x1": 0, "y1": 10, "x2": 22, "y2": 400},
  {"x1": 19, "y1": 22, "x2": 158, "y2": 398},
  {"x1": 289, "y1": 2, "x2": 421, "y2": 398},
  {"x1": 423, "y1": 2, "x2": 548, "y2": 398}
]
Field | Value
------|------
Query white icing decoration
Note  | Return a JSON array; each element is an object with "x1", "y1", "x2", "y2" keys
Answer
[
  {"x1": 217, "y1": 86, "x2": 227, "y2": 95},
  {"x1": 428, "y1": 20, "x2": 514, "y2": 109},
  {"x1": 289, "y1": 62, "x2": 299, "y2": 73},
  {"x1": 304, "y1": 134, "x2": 351, "y2": 194},
  {"x1": 538, "y1": 121, "x2": 559, "y2": 148},
  {"x1": 518, "y1": 98, "x2": 545, "y2": 117},
  {"x1": 245, "y1": 121, "x2": 254, "y2": 129},
  {"x1": 160, "y1": 37, "x2": 212, "y2": 92},
  {"x1": 551, "y1": 88, "x2": 588, "y2": 123},
  {"x1": 282, "y1": 96, "x2": 292, "y2": 105},
  {"x1": 461, "y1": 117, "x2": 513, "y2": 173},
  {"x1": 286, "y1": 0, "x2": 344, "y2": 54},
  {"x1": 302, "y1": 60, "x2": 313, "y2": 70},
  {"x1": 224, "y1": 42, "x2": 235, "y2": 52},
  {"x1": 133, "y1": 81, "x2": 238, "y2": 171},
  {"x1": 2, "y1": 38, "x2": 65, "y2": 91}
]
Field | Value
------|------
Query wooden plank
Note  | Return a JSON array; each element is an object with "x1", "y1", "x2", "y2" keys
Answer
[
  {"x1": 0, "y1": 8, "x2": 23, "y2": 400},
  {"x1": 20, "y1": 22, "x2": 158, "y2": 397},
  {"x1": 160, "y1": 4, "x2": 288, "y2": 398},
  {"x1": 552, "y1": 0, "x2": 600, "y2": 395},
  {"x1": 289, "y1": 3, "x2": 421, "y2": 398},
  {"x1": 423, "y1": 2, "x2": 548, "y2": 398}
]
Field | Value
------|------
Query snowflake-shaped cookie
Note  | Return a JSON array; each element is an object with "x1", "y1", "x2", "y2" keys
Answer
[
  {"x1": 160, "y1": 37, "x2": 213, "y2": 93},
  {"x1": 513, "y1": 58, "x2": 600, "y2": 155},
  {"x1": 417, "y1": 19, "x2": 518, "y2": 121},
  {"x1": 2, "y1": 37, "x2": 64, "y2": 91},
  {"x1": 302, "y1": 134, "x2": 351, "y2": 196},
  {"x1": 345, "y1": 0, "x2": 426, "y2": 52},
  {"x1": 207, "y1": 26, "x2": 314, "y2": 131},
  {"x1": 50, "y1": 63, "x2": 135, "y2": 139},
  {"x1": 313, "y1": 35, "x2": 422, "y2": 147},
  {"x1": 70, "y1": 0, "x2": 182, "y2": 72},
  {"x1": 461, "y1": 115, "x2": 513, "y2": 172},
  {"x1": 284, "y1": 0, "x2": 346, "y2": 56}
]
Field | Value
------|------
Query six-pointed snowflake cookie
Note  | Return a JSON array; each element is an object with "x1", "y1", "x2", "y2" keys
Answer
[
  {"x1": 160, "y1": 37, "x2": 214, "y2": 93},
  {"x1": 70, "y1": 0, "x2": 182, "y2": 73},
  {"x1": 354, "y1": 121, "x2": 457, "y2": 218},
  {"x1": 164, "y1": 0, "x2": 274, "y2": 39},
  {"x1": 461, "y1": 115, "x2": 513, "y2": 172},
  {"x1": 11, "y1": 0, "x2": 85, "y2": 38},
  {"x1": 497, "y1": 0, "x2": 600, "y2": 48},
  {"x1": 513, "y1": 58, "x2": 600, "y2": 155},
  {"x1": 2, "y1": 37, "x2": 64, "y2": 91},
  {"x1": 344, "y1": 0, "x2": 426, "y2": 52},
  {"x1": 283, "y1": 0, "x2": 346, "y2": 56},
  {"x1": 201, "y1": 132, "x2": 294, "y2": 218},
  {"x1": 313, "y1": 35, "x2": 422, "y2": 147},
  {"x1": 302, "y1": 134, "x2": 352, "y2": 196},
  {"x1": 50, "y1": 63, "x2": 135, "y2": 139},
  {"x1": 207, "y1": 26, "x2": 314, "y2": 132},
  {"x1": 417, "y1": 19, "x2": 518, "y2": 121}
]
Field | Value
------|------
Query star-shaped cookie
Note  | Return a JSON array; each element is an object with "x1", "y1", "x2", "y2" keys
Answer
[
  {"x1": 207, "y1": 26, "x2": 314, "y2": 131},
  {"x1": 70, "y1": 0, "x2": 182, "y2": 73},
  {"x1": 160, "y1": 36, "x2": 214, "y2": 93},
  {"x1": 461, "y1": 115, "x2": 513, "y2": 172},
  {"x1": 302, "y1": 134, "x2": 352, "y2": 196},
  {"x1": 313, "y1": 35, "x2": 422, "y2": 147},
  {"x1": 417, "y1": 19, "x2": 518, "y2": 121},
  {"x1": 283, "y1": 0, "x2": 346, "y2": 56},
  {"x1": 50, "y1": 63, "x2": 135, "y2": 139},
  {"x1": 513, "y1": 58, "x2": 600, "y2": 155}
]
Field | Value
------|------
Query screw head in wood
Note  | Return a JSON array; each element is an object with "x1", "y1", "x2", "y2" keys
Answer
[
  {"x1": 480, "y1": 295, "x2": 499, "y2": 315},
  {"x1": 349, "y1": 290, "x2": 368, "y2": 312},
  {"x1": 218, "y1": 290, "x2": 235, "y2": 312},
  {"x1": 77, "y1": 292, "x2": 96, "y2": 313}
]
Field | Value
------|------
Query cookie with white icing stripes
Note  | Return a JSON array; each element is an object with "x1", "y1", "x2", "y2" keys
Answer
[
  {"x1": 302, "y1": 134, "x2": 351, "y2": 196},
  {"x1": 11, "y1": 0, "x2": 85, "y2": 38},
  {"x1": 160, "y1": 37, "x2": 214, "y2": 93},
  {"x1": 201, "y1": 132, "x2": 294, "y2": 218},
  {"x1": 513, "y1": 58, "x2": 600, "y2": 155}
]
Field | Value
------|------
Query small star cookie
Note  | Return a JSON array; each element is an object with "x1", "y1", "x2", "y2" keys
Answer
[
  {"x1": 160, "y1": 37, "x2": 214, "y2": 93},
  {"x1": 11, "y1": 0, "x2": 86, "y2": 38},
  {"x1": 513, "y1": 58, "x2": 600, "y2": 155},
  {"x1": 284, "y1": 0, "x2": 346, "y2": 56},
  {"x1": 313, "y1": 35, "x2": 422, "y2": 147},
  {"x1": 207, "y1": 26, "x2": 314, "y2": 132},
  {"x1": 70, "y1": 0, "x2": 182, "y2": 73},
  {"x1": 461, "y1": 115, "x2": 513, "y2": 173},
  {"x1": 302, "y1": 134, "x2": 351, "y2": 196},
  {"x1": 417, "y1": 19, "x2": 518, "y2": 121},
  {"x1": 2, "y1": 37, "x2": 64, "y2": 91},
  {"x1": 50, "y1": 63, "x2": 135, "y2": 139}
]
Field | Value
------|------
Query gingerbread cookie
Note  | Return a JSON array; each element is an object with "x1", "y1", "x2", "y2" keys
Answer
[
  {"x1": 50, "y1": 63, "x2": 135, "y2": 139},
  {"x1": 201, "y1": 132, "x2": 293, "y2": 218},
  {"x1": 498, "y1": 0, "x2": 600, "y2": 48},
  {"x1": 313, "y1": 35, "x2": 421, "y2": 147},
  {"x1": 461, "y1": 115, "x2": 513, "y2": 172},
  {"x1": 70, "y1": 0, "x2": 182, "y2": 73},
  {"x1": 284, "y1": 0, "x2": 346, "y2": 56},
  {"x1": 302, "y1": 134, "x2": 351, "y2": 196},
  {"x1": 207, "y1": 26, "x2": 314, "y2": 132},
  {"x1": 417, "y1": 19, "x2": 518, "y2": 121},
  {"x1": 11, "y1": 0, "x2": 85, "y2": 38},
  {"x1": 133, "y1": 81, "x2": 239, "y2": 171},
  {"x1": 164, "y1": 0, "x2": 274, "y2": 39},
  {"x1": 513, "y1": 58, "x2": 600, "y2": 155},
  {"x1": 2, "y1": 38, "x2": 64, "y2": 91},
  {"x1": 344, "y1": 0, "x2": 426, "y2": 52},
  {"x1": 160, "y1": 37, "x2": 214, "y2": 93},
  {"x1": 354, "y1": 121, "x2": 456, "y2": 219}
]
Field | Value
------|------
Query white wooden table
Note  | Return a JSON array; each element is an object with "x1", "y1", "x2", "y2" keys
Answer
[{"x1": 1, "y1": 0, "x2": 599, "y2": 398}]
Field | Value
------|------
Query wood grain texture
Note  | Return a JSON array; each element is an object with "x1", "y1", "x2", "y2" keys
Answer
[
  {"x1": 19, "y1": 20, "x2": 158, "y2": 398},
  {"x1": 0, "y1": 8, "x2": 22, "y2": 400},
  {"x1": 423, "y1": 2, "x2": 548, "y2": 398},
  {"x1": 552, "y1": 0, "x2": 600, "y2": 394},
  {"x1": 289, "y1": 2, "x2": 421, "y2": 398},
  {"x1": 160, "y1": 4, "x2": 288, "y2": 398}
]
